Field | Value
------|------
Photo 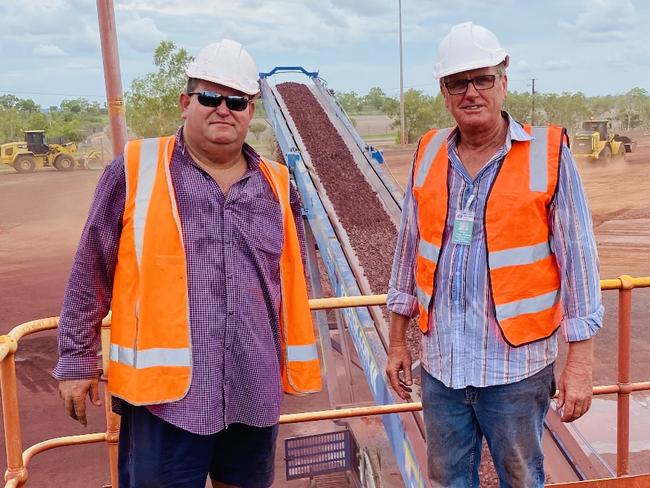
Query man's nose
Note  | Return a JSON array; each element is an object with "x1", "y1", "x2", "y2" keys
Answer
[
  {"x1": 214, "y1": 98, "x2": 230, "y2": 114},
  {"x1": 464, "y1": 80, "x2": 480, "y2": 97}
]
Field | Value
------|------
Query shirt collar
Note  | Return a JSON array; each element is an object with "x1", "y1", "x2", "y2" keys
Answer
[{"x1": 448, "y1": 111, "x2": 532, "y2": 153}]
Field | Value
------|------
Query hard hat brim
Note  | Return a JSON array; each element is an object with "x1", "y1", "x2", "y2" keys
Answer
[
  {"x1": 185, "y1": 70, "x2": 260, "y2": 96},
  {"x1": 433, "y1": 53, "x2": 508, "y2": 79}
]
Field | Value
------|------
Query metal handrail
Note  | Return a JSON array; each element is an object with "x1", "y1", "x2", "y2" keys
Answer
[{"x1": 2, "y1": 275, "x2": 649, "y2": 486}]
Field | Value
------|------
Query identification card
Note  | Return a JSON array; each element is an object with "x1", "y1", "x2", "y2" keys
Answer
[{"x1": 451, "y1": 211, "x2": 474, "y2": 245}]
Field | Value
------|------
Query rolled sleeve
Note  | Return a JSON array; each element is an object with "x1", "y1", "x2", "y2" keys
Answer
[
  {"x1": 387, "y1": 288, "x2": 419, "y2": 318},
  {"x1": 550, "y1": 145, "x2": 604, "y2": 343},
  {"x1": 387, "y1": 161, "x2": 420, "y2": 318},
  {"x1": 562, "y1": 306, "x2": 605, "y2": 342}
]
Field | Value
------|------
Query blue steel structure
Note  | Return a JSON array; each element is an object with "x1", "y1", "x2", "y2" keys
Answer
[{"x1": 259, "y1": 68, "x2": 429, "y2": 487}]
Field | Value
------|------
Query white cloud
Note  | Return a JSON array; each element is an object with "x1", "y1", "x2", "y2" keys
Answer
[
  {"x1": 0, "y1": 0, "x2": 648, "y2": 108},
  {"x1": 119, "y1": 17, "x2": 164, "y2": 52},
  {"x1": 33, "y1": 44, "x2": 68, "y2": 57},
  {"x1": 559, "y1": 0, "x2": 636, "y2": 41}
]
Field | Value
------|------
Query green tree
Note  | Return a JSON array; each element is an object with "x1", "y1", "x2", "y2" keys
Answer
[
  {"x1": 125, "y1": 40, "x2": 193, "y2": 137},
  {"x1": 335, "y1": 91, "x2": 363, "y2": 114},
  {"x1": 254, "y1": 99, "x2": 267, "y2": 118},
  {"x1": 249, "y1": 122, "x2": 267, "y2": 141},
  {"x1": 364, "y1": 87, "x2": 389, "y2": 112},
  {"x1": 46, "y1": 98, "x2": 107, "y2": 142},
  {"x1": 504, "y1": 91, "x2": 532, "y2": 123},
  {"x1": 617, "y1": 87, "x2": 648, "y2": 130},
  {"x1": 540, "y1": 92, "x2": 588, "y2": 132},
  {"x1": 383, "y1": 90, "x2": 453, "y2": 143},
  {"x1": 0, "y1": 93, "x2": 106, "y2": 145}
]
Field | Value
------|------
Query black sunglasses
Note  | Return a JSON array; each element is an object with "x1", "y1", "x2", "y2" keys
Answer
[
  {"x1": 187, "y1": 91, "x2": 252, "y2": 111},
  {"x1": 444, "y1": 74, "x2": 499, "y2": 95}
]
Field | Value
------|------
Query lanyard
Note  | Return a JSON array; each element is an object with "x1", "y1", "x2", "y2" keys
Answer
[{"x1": 451, "y1": 188, "x2": 477, "y2": 246}]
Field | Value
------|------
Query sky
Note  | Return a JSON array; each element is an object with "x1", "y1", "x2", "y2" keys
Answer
[{"x1": 1, "y1": 0, "x2": 649, "y2": 109}]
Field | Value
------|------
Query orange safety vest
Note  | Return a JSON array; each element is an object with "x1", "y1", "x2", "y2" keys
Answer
[
  {"x1": 412, "y1": 125, "x2": 566, "y2": 347},
  {"x1": 108, "y1": 136, "x2": 321, "y2": 405}
]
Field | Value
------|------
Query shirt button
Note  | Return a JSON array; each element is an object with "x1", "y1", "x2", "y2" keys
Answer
[
  {"x1": 227, "y1": 275, "x2": 233, "y2": 280},
  {"x1": 454, "y1": 300, "x2": 460, "y2": 306},
  {"x1": 228, "y1": 311, "x2": 234, "y2": 316}
]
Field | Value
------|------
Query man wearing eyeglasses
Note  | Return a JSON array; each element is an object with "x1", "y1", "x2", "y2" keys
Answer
[
  {"x1": 54, "y1": 39, "x2": 321, "y2": 487},
  {"x1": 386, "y1": 22, "x2": 603, "y2": 487}
]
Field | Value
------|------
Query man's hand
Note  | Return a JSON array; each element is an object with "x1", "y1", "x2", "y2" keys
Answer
[
  {"x1": 386, "y1": 342, "x2": 413, "y2": 400},
  {"x1": 386, "y1": 311, "x2": 414, "y2": 400},
  {"x1": 556, "y1": 339, "x2": 593, "y2": 422},
  {"x1": 58, "y1": 378, "x2": 102, "y2": 426}
]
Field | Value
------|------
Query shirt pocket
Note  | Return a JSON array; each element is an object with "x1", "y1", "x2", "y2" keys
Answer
[{"x1": 250, "y1": 196, "x2": 284, "y2": 257}]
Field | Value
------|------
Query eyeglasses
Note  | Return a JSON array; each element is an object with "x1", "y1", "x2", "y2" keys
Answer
[
  {"x1": 443, "y1": 74, "x2": 499, "y2": 95},
  {"x1": 187, "y1": 91, "x2": 252, "y2": 111}
]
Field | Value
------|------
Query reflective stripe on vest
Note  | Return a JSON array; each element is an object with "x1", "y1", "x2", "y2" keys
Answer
[
  {"x1": 110, "y1": 344, "x2": 192, "y2": 369},
  {"x1": 489, "y1": 241, "x2": 551, "y2": 269},
  {"x1": 412, "y1": 128, "x2": 451, "y2": 332},
  {"x1": 109, "y1": 136, "x2": 192, "y2": 405},
  {"x1": 412, "y1": 125, "x2": 564, "y2": 345},
  {"x1": 258, "y1": 158, "x2": 322, "y2": 394}
]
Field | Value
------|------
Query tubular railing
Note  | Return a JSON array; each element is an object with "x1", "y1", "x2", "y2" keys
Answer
[{"x1": 1, "y1": 275, "x2": 649, "y2": 487}]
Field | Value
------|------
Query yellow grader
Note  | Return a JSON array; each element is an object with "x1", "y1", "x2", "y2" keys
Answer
[
  {"x1": 0, "y1": 130, "x2": 102, "y2": 173},
  {"x1": 572, "y1": 120, "x2": 636, "y2": 161}
]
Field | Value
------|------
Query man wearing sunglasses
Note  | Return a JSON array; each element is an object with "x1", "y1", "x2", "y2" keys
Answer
[
  {"x1": 386, "y1": 22, "x2": 603, "y2": 487},
  {"x1": 54, "y1": 39, "x2": 321, "y2": 487}
]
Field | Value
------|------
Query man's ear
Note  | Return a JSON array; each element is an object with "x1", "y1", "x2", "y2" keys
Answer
[{"x1": 179, "y1": 92, "x2": 190, "y2": 119}]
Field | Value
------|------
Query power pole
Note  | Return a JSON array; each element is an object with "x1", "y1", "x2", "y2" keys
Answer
[
  {"x1": 530, "y1": 78, "x2": 536, "y2": 126},
  {"x1": 398, "y1": 0, "x2": 406, "y2": 144}
]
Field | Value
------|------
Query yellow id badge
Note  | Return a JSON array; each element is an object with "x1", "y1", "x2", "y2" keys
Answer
[{"x1": 451, "y1": 211, "x2": 474, "y2": 246}]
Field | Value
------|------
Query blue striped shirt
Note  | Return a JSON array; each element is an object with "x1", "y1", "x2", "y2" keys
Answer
[{"x1": 387, "y1": 114, "x2": 604, "y2": 388}]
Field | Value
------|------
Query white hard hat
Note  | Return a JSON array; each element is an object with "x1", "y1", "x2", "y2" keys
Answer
[
  {"x1": 185, "y1": 39, "x2": 260, "y2": 95},
  {"x1": 433, "y1": 22, "x2": 508, "y2": 79}
]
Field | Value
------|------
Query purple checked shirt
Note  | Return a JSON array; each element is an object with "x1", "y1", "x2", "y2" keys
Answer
[{"x1": 53, "y1": 129, "x2": 306, "y2": 435}]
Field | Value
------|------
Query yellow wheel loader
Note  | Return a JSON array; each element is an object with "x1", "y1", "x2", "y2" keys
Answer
[
  {"x1": 0, "y1": 130, "x2": 101, "y2": 173},
  {"x1": 572, "y1": 120, "x2": 636, "y2": 161}
]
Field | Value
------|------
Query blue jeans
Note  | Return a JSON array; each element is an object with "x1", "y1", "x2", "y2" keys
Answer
[{"x1": 421, "y1": 364, "x2": 555, "y2": 488}]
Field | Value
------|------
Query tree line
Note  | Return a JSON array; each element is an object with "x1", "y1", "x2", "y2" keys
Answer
[
  {"x1": 0, "y1": 95, "x2": 107, "y2": 145},
  {"x1": 1, "y1": 40, "x2": 648, "y2": 146},
  {"x1": 336, "y1": 86, "x2": 650, "y2": 143}
]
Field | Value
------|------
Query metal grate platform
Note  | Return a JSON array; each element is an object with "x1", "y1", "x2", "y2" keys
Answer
[{"x1": 285, "y1": 429, "x2": 357, "y2": 480}]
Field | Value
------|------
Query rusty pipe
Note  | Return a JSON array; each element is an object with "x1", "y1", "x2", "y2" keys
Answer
[
  {"x1": 1, "y1": 343, "x2": 27, "y2": 487},
  {"x1": 616, "y1": 276, "x2": 634, "y2": 476},
  {"x1": 96, "y1": 0, "x2": 128, "y2": 157}
]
